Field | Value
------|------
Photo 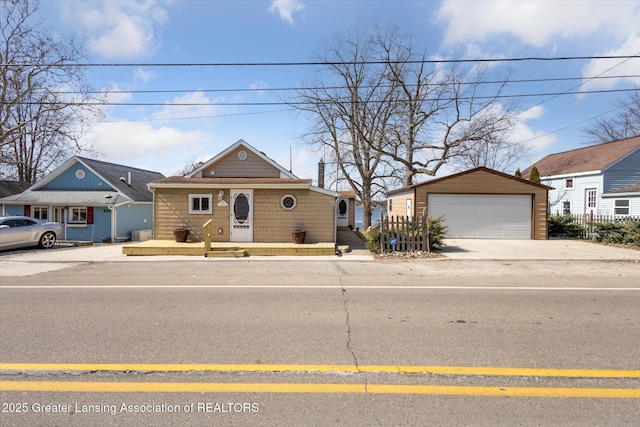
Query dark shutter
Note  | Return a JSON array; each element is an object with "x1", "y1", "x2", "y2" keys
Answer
[
  {"x1": 24, "y1": 205, "x2": 31, "y2": 216},
  {"x1": 87, "y1": 207, "x2": 94, "y2": 224}
]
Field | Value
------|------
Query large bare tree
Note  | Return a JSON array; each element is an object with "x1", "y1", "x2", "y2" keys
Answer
[
  {"x1": 1, "y1": 0, "x2": 101, "y2": 183},
  {"x1": 376, "y1": 27, "x2": 519, "y2": 185},
  {"x1": 292, "y1": 29, "x2": 397, "y2": 228},
  {"x1": 581, "y1": 90, "x2": 640, "y2": 144}
]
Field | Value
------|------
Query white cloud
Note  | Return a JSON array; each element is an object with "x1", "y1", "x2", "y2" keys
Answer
[
  {"x1": 508, "y1": 106, "x2": 557, "y2": 152},
  {"x1": 62, "y1": 0, "x2": 168, "y2": 59},
  {"x1": 151, "y1": 91, "x2": 226, "y2": 122},
  {"x1": 269, "y1": 0, "x2": 305, "y2": 25},
  {"x1": 581, "y1": 35, "x2": 640, "y2": 91},
  {"x1": 436, "y1": 0, "x2": 640, "y2": 48}
]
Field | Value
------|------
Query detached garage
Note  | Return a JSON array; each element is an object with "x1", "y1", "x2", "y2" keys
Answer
[{"x1": 386, "y1": 167, "x2": 552, "y2": 240}]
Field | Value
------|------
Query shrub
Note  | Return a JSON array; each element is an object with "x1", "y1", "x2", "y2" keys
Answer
[
  {"x1": 588, "y1": 220, "x2": 640, "y2": 246},
  {"x1": 548, "y1": 215, "x2": 586, "y2": 238},
  {"x1": 426, "y1": 215, "x2": 447, "y2": 250},
  {"x1": 365, "y1": 228, "x2": 381, "y2": 252}
]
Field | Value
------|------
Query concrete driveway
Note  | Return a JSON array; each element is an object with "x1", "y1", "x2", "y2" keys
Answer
[{"x1": 441, "y1": 238, "x2": 640, "y2": 260}]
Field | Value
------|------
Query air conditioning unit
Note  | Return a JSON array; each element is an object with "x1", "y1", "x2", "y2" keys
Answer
[{"x1": 132, "y1": 229, "x2": 152, "y2": 241}]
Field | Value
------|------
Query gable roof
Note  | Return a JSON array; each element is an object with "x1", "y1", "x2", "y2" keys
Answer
[
  {"x1": 522, "y1": 136, "x2": 640, "y2": 178},
  {"x1": 0, "y1": 181, "x2": 30, "y2": 198},
  {"x1": 4, "y1": 156, "x2": 164, "y2": 204},
  {"x1": 387, "y1": 166, "x2": 552, "y2": 196},
  {"x1": 77, "y1": 157, "x2": 164, "y2": 202},
  {"x1": 189, "y1": 139, "x2": 297, "y2": 179}
]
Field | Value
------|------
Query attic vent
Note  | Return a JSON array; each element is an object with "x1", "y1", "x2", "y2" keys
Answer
[
  {"x1": 238, "y1": 150, "x2": 248, "y2": 160},
  {"x1": 75, "y1": 169, "x2": 85, "y2": 179}
]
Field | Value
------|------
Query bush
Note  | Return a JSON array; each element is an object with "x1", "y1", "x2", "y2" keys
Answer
[
  {"x1": 426, "y1": 215, "x2": 447, "y2": 250},
  {"x1": 548, "y1": 215, "x2": 585, "y2": 238},
  {"x1": 588, "y1": 220, "x2": 640, "y2": 246},
  {"x1": 365, "y1": 228, "x2": 381, "y2": 252}
]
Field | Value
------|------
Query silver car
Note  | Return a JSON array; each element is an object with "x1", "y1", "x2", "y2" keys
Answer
[{"x1": 0, "y1": 216, "x2": 63, "y2": 251}]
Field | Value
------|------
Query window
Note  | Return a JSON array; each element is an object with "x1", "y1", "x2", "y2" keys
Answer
[
  {"x1": 406, "y1": 199, "x2": 412, "y2": 217},
  {"x1": 69, "y1": 207, "x2": 87, "y2": 224},
  {"x1": 562, "y1": 201, "x2": 571, "y2": 215},
  {"x1": 585, "y1": 189, "x2": 597, "y2": 209},
  {"x1": 281, "y1": 194, "x2": 297, "y2": 211},
  {"x1": 388, "y1": 199, "x2": 393, "y2": 212},
  {"x1": 189, "y1": 194, "x2": 212, "y2": 214},
  {"x1": 614, "y1": 199, "x2": 630, "y2": 216},
  {"x1": 565, "y1": 178, "x2": 573, "y2": 189},
  {"x1": 33, "y1": 206, "x2": 48, "y2": 221}
]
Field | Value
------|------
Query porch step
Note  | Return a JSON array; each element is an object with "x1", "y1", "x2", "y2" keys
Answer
[{"x1": 206, "y1": 249, "x2": 248, "y2": 258}]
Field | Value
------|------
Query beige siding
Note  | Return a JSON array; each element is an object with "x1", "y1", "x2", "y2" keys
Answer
[
  {"x1": 413, "y1": 169, "x2": 548, "y2": 240},
  {"x1": 153, "y1": 188, "x2": 336, "y2": 243},
  {"x1": 387, "y1": 191, "x2": 415, "y2": 217},
  {"x1": 201, "y1": 146, "x2": 281, "y2": 178}
]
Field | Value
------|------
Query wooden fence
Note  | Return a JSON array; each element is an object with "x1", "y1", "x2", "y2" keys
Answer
[{"x1": 380, "y1": 215, "x2": 429, "y2": 252}]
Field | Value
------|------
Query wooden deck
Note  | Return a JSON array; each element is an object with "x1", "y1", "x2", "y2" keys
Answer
[{"x1": 122, "y1": 240, "x2": 337, "y2": 257}]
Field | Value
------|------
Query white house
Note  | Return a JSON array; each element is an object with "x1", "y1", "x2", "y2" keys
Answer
[{"x1": 522, "y1": 136, "x2": 640, "y2": 217}]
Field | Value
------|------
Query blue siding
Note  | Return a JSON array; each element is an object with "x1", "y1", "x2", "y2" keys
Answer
[
  {"x1": 42, "y1": 161, "x2": 113, "y2": 191},
  {"x1": 115, "y1": 203, "x2": 153, "y2": 239},
  {"x1": 65, "y1": 208, "x2": 112, "y2": 242},
  {"x1": 603, "y1": 149, "x2": 640, "y2": 192},
  {"x1": 3, "y1": 205, "x2": 24, "y2": 216}
]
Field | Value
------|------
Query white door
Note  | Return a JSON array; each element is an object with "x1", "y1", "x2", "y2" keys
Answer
[
  {"x1": 584, "y1": 188, "x2": 597, "y2": 215},
  {"x1": 52, "y1": 207, "x2": 66, "y2": 240},
  {"x1": 428, "y1": 194, "x2": 532, "y2": 239},
  {"x1": 230, "y1": 190, "x2": 253, "y2": 242},
  {"x1": 337, "y1": 199, "x2": 348, "y2": 227}
]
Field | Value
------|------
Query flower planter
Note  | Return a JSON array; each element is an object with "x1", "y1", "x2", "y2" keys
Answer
[
  {"x1": 173, "y1": 228, "x2": 190, "y2": 243},
  {"x1": 291, "y1": 230, "x2": 306, "y2": 244}
]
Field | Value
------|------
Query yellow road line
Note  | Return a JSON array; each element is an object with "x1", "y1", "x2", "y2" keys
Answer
[
  {"x1": 1, "y1": 363, "x2": 639, "y2": 378},
  {"x1": 0, "y1": 381, "x2": 638, "y2": 398}
]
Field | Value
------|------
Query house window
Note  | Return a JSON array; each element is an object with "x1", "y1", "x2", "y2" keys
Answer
[
  {"x1": 562, "y1": 201, "x2": 571, "y2": 215},
  {"x1": 586, "y1": 189, "x2": 597, "y2": 209},
  {"x1": 406, "y1": 199, "x2": 412, "y2": 218},
  {"x1": 388, "y1": 199, "x2": 393, "y2": 212},
  {"x1": 32, "y1": 206, "x2": 49, "y2": 221},
  {"x1": 70, "y1": 207, "x2": 87, "y2": 224},
  {"x1": 281, "y1": 194, "x2": 297, "y2": 211},
  {"x1": 189, "y1": 194, "x2": 212, "y2": 214},
  {"x1": 614, "y1": 200, "x2": 630, "y2": 216},
  {"x1": 565, "y1": 178, "x2": 573, "y2": 189}
]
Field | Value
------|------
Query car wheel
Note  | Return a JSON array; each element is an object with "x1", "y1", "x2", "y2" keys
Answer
[{"x1": 38, "y1": 231, "x2": 57, "y2": 249}]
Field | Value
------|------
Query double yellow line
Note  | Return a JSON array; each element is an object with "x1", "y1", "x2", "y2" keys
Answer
[{"x1": 2, "y1": 363, "x2": 639, "y2": 398}]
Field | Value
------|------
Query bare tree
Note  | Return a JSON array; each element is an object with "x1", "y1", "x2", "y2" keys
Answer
[
  {"x1": 377, "y1": 27, "x2": 519, "y2": 185},
  {"x1": 1, "y1": 0, "x2": 102, "y2": 182},
  {"x1": 292, "y1": 29, "x2": 397, "y2": 228},
  {"x1": 581, "y1": 90, "x2": 640, "y2": 144},
  {"x1": 447, "y1": 132, "x2": 531, "y2": 173}
]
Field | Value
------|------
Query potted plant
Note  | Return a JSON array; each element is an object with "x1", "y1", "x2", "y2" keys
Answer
[
  {"x1": 173, "y1": 227, "x2": 190, "y2": 242},
  {"x1": 291, "y1": 226, "x2": 306, "y2": 244}
]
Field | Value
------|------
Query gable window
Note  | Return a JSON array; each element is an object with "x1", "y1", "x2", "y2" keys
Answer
[
  {"x1": 32, "y1": 206, "x2": 49, "y2": 221},
  {"x1": 565, "y1": 178, "x2": 574, "y2": 189},
  {"x1": 189, "y1": 194, "x2": 212, "y2": 214},
  {"x1": 614, "y1": 200, "x2": 630, "y2": 216},
  {"x1": 562, "y1": 201, "x2": 571, "y2": 215},
  {"x1": 70, "y1": 207, "x2": 87, "y2": 224}
]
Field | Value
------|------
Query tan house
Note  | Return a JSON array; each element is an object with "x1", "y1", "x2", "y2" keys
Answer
[
  {"x1": 386, "y1": 167, "x2": 552, "y2": 240},
  {"x1": 148, "y1": 140, "x2": 339, "y2": 244}
]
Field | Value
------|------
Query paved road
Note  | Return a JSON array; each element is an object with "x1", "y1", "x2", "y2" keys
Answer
[{"x1": 1, "y1": 247, "x2": 639, "y2": 426}]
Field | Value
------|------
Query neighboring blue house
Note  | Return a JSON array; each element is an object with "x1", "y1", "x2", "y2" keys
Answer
[
  {"x1": 0, "y1": 157, "x2": 164, "y2": 242},
  {"x1": 522, "y1": 136, "x2": 640, "y2": 217}
]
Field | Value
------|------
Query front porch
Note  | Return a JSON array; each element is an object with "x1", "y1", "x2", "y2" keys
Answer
[{"x1": 122, "y1": 240, "x2": 337, "y2": 257}]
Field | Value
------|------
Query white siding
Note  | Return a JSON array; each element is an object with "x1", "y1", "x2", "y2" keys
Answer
[{"x1": 543, "y1": 174, "x2": 603, "y2": 215}]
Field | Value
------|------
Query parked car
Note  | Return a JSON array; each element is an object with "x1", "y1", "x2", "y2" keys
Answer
[{"x1": 0, "y1": 216, "x2": 63, "y2": 251}]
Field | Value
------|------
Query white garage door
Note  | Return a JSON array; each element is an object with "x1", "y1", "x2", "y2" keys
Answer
[{"x1": 428, "y1": 194, "x2": 532, "y2": 239}]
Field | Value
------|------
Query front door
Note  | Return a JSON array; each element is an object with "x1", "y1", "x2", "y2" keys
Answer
[
  {"x1": 337, "y1": 199, "x2": 348, "y2": 227},
  {"x1": 584, "y1": 188, "x2": 597, "y2": 215},
  {"x1": 52, "y1": 207, "x2": 66, "y2": 240},
  {"x1": 230, "y1": 190, "x2": 253, "y2": 242}
]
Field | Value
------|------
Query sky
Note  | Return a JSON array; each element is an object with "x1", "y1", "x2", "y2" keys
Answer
[{"x1": 38, "y1": 0, "x2": 640, "y2": 186}]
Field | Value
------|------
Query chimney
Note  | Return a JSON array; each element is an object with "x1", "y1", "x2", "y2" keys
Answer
[{"x1": 317, "y1": 159, "x2": 325, "y2": 189}]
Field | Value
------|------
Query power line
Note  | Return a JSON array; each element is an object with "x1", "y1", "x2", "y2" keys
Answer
[
  {"x1": 16, "y1": 87, "x2": 639, "y2": 107},
  {"x1": 4, "y1": 55, "x2": 639, "y2": 68},
  {"x1": 40, "y1": 74, "x2": 640, "y2": 96}
]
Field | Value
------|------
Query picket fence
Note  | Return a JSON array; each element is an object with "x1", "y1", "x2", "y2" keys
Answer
[{"x1": 380, "y1": 215, "x2": 429, "y2": 252}]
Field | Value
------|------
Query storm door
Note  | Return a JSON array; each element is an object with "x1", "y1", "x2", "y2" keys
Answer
[{"x1": 230, "y1": 189, "x2": 253, "y2": 242}]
